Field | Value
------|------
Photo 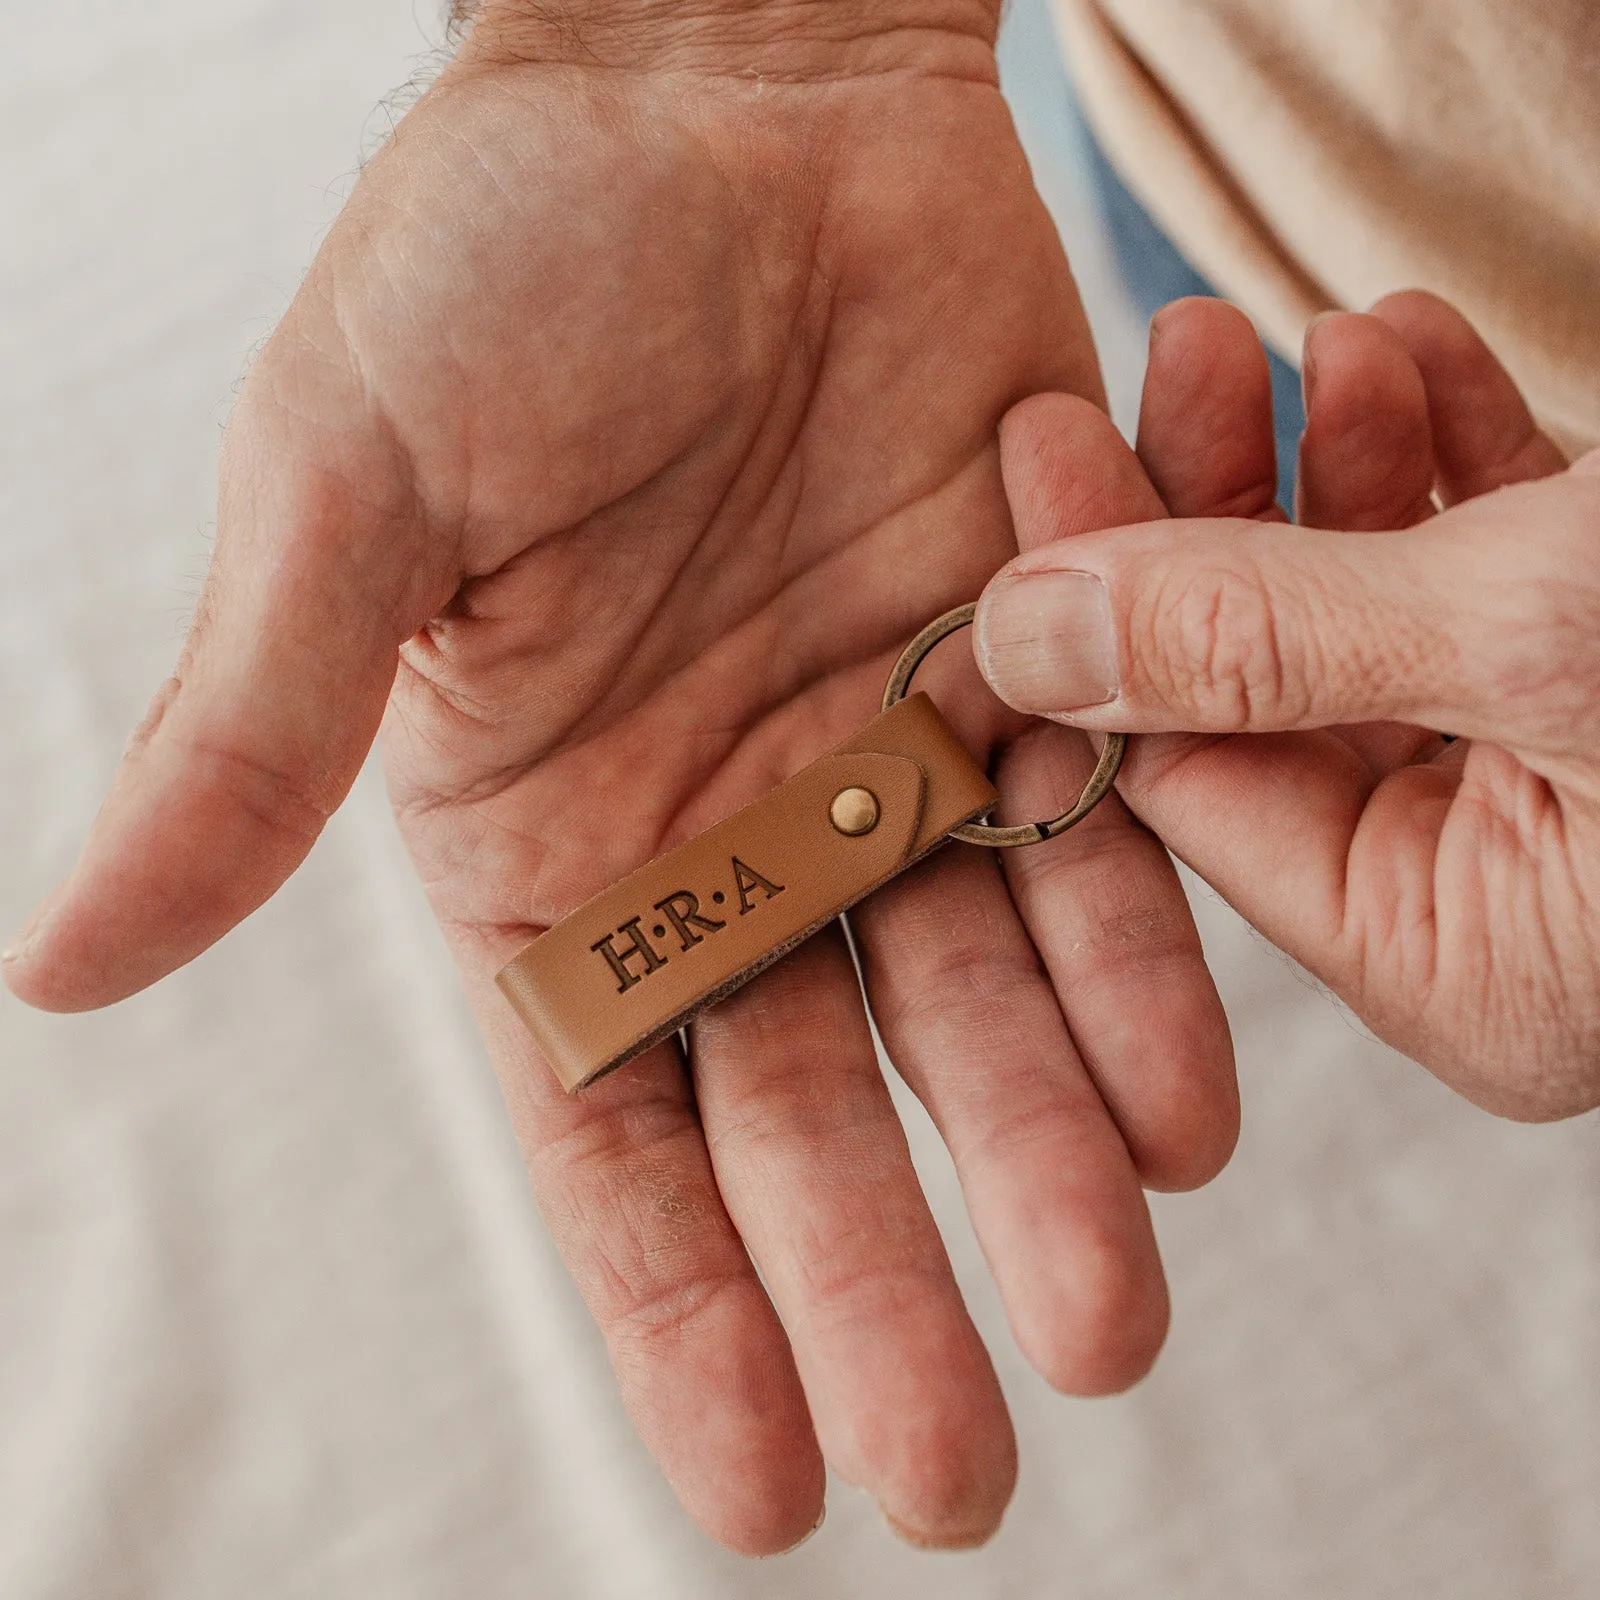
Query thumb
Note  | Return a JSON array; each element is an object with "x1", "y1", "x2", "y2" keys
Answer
[
  {"x1": 975, "y1": 471, "x2": 1600, "y2": 751},
  {"x1": 3, "y1": 340, "x2": 452, "y2": 1012}
]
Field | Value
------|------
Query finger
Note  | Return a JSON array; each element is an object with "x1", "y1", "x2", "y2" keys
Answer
[
  {"x1": 999, "y1": 723, "x2": 1237, "y2": 1192},
  {"x1": 1136, "y1": 297, "x2": 1283, "y2": 522},
  {"x1": 1003, "y1": 392, "x2": 1167, "y2": 547},
  {"x1": 467, "y1": 958, "x2": 825, "y2": 1557},
  {"x1": 1297, "y1": 312, "x2": 1437, "y2": 530},
  {"x1": 1000, "y1": 396, "x2": 1237, "y2": 1186},
  {"x1": 861, "y1": 404, "x2": 1176, "y2": 1397},
  {"x1": 1329, "y1": 720, "x2": 1452, "y2": 780},
  {"x1": 1370, "y1": 289, "x2": 1569, "y2": 502},
  {"x1": 3, "y1": 336, "x2": 456, "y2": 1011},
  {"x1": 689, "y1": 927, "x2": 1016, "y2": 1549},
  {"x1": 1293, "y1": 310, "x2": 1443, "y2": 769},
  {"x1": 854, "y1": 845, "x2": 1169, "y2": 1398},
  {"x1": 977, "y1": 470, "x2": 1600, "y2": 756}
]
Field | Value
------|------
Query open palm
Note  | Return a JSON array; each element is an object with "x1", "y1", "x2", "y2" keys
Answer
[{"x1": 5, "y1": 16, "x2": 1234, "y2": 1552}]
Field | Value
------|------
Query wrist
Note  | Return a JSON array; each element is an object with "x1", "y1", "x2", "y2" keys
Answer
[{"x1": 452, "y1": 0, "x2": 1005, "y2": 82}]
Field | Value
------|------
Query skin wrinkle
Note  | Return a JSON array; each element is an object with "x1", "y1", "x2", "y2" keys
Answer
[
  {"x1": 531, "y1": 1105, "x2": 725, "y2": 1309},
  {"x1": 398, "y1": 548, "x2": 677, "y2": 768},
  {"x1": 124, "y1": 675, "x2": 183, "y2": 760},
  {"x1": 604, "y1": 1262, "x2": 759, "y2": 1356},
  {"x1": 1482, "y1": 559, "x2": 1600, "y2": 756},
  {"x1": 175, "y1": 734, "x2": 342, "y2": 847},
  {"x1": 391, "y1": 441, "x2": 998, "y2": 830},
  {"x1": 877, "y1": 956, "x2": 1051, "y2": 1067},
  {"x1": 1145, "y1": 560, "x2": 1286, "y2": 728},
  {"x1": 1419, "y1": 780, "x2": 1568, "y2": 1110},
  {"x1": 1342, "y1": 771, "x2": 1445, "y2": 1016},
  {"x1": 956, "y1": 1082, "x2": 1101, "y2": 1175},
  {"x1": 392, "y1": 646, "x2": 500, "y2": 732},
  {"x1": 381, "y1": 185, "x2": 828, "y2": 802},
  {"x1": 353, "y1": 92, "x2": 754, "y2": 578},
  {"x1": 456, "y1": 0, "x2": 1004, "y2": 85},
  {"x1": 788, "y1": 1252, "x2": 950, "y2": 1332},
  {"x1": 618, "y1": 267, "x2": 835, "y2": 722},
  {"x1": 392, "y1": 549, "x2": 697, "y2": 816},
  {"x1": 700, "y1": 1085, "x2": 903, "y2": 1157},
  {"x1": 1265, "y1": 503, "x2": 1588, "y2": 1100},
  {"x1": 241, "y1": 361, "x2": 450, "y2": 649},
  {"x1": 524, "y1": 1075, "x2": 696, "y2": 1186}
]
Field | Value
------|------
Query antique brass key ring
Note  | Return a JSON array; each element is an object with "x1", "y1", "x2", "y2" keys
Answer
[{"x1": 881, "y1": 602, "x2": 1127, "y2": 848}]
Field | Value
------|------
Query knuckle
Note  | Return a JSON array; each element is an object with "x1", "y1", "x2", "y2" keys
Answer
[
  {"x1": 790, "y1": 1243, "x2": 930, "y2": 1311},
  {"x1": 527, "y1": 1099, "x2": 728, "y2": 1328},
  {"x1": 922, "y1": 959, "x2": 1039, "y2": 1041},
  {"x1": 183, "y1": 732, "x2": 337, "y2": 852},
  {"x1": 961, "y1": 1086, "x2": 1084, "y2": 1176},
  {"x1": 1136, "y1": 561, "x2": 1310, "y2": 727},
  {"x1": 604, "y1": 1263, "x2": 747, "y2": 1356},
  {"x1": 528, "y1": 1094, "x2": 703, "y2": 1226},
  {"x1": 873, "y1": 925, "x2": 1041, "y2": 1048},
  {"x1": 1045, "y1": 847, "x2": 1196, "y2": 972}
]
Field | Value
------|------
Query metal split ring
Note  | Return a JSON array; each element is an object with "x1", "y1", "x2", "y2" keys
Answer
[{"x1": 882, "y1": 602, "x2": 1127, "y2": 848}]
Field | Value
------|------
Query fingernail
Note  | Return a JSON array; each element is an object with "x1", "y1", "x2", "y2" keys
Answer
[
  {"x1": 1300, "y1": 309, "x2": 1340, "y2": 406},
  {"x1": 761, "y1": 1502, "x2": 827, "y2": 1558},
  {"x1": 883, "y1": 1510, "x2": 991, "y2": 1552},
  {"x1": 1147, "y1": 301, "x2": 1177, "y2": 351},
  {"x1": 2, "y1": 891, "x2": 60, "y2": 969},
  {"x1": 975, "y1": 569, "x2": 1119, "y2": 715}
]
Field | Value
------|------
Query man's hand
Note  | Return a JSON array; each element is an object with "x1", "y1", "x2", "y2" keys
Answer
[
  {"x1": 2, "y1": 1, "x2": 1235, "y2": 1554},
  {"x1": 979, "y1": 291, "x2": 1600, "y2": 1123}
]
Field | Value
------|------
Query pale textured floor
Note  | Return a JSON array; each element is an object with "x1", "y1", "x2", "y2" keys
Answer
[{"x1": 2, "y1": 4, "x2": 1597, "y2": 1596}]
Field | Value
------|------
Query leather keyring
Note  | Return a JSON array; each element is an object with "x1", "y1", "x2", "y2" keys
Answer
[{"x1": 497, "y1": 604, "x2": 1127, "y2": 1091}]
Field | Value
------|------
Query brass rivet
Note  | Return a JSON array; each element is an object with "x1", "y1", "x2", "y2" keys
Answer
[{"x1": 830, "y1": 786, "x2": 880, "y2": 836}]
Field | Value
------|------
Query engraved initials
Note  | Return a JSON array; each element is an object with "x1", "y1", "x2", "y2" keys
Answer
[
  {"x1": 732, "y1": 857, "x2": 785, "y2": 916},
  {"x1": 591, "y1": 918, "x2": 667, "y2": 994},
  {"x1": 654, "y1": 890, "x2": 726, "y2": 952},
  {"x1": 593, "y1": 858, "x2": 786, "y2": 993}
]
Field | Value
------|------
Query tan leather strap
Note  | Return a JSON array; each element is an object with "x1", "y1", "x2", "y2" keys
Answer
[{"x1": 496, "y1": 693, "x2": 998, "y2": 1091}]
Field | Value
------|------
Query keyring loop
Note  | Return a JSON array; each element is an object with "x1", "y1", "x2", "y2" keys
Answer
[{"x1": 882, "y1": 602, "x2": 1127, "y2": 848}]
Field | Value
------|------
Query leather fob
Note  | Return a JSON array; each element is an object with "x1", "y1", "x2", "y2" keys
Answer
[{"x1": 496, "y1": 692, "x2": 998, "y2": 1091}]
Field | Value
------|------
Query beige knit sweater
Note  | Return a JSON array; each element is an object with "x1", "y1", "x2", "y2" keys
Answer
[{"x1": 1055, "y1": 0, "x2": 1600, "y2": 457}]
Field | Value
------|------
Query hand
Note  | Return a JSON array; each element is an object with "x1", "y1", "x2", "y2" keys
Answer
[
  {"x1": 3, "y1": 2, "x2": 1236, "y2": 1552},
  {"x1": 978, "y1": 290, "x2": 1600, "y2": 1122}
]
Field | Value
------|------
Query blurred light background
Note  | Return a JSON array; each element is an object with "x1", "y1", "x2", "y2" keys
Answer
[{"x1": 1, "y1": 3, "x2": 1596, "y2": 1595}]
